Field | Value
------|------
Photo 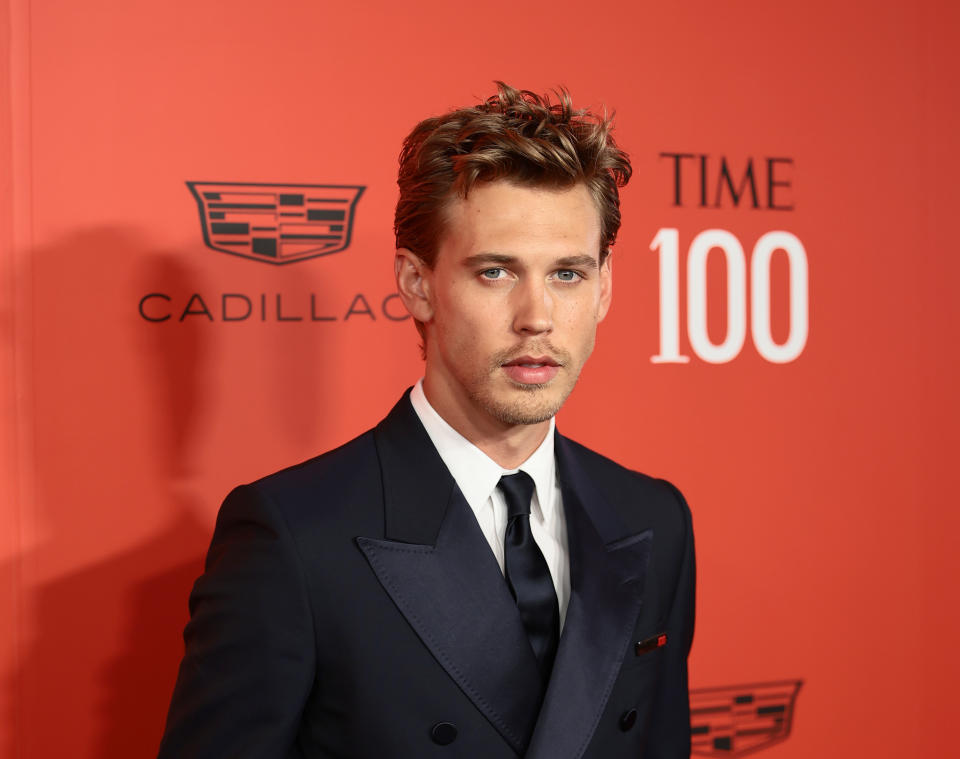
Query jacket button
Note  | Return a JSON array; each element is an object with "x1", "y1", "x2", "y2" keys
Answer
[
  {"x1": 619, "y1": 708, "x2": 638, "y2": 732},
  {"x1": 430, "y1": 722, "x2": 458, "y2": 745}
]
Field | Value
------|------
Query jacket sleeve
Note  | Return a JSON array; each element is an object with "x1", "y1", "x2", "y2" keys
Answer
[
  {"x1": 646, "y1": 481, "x2": 696, "y2": 758},
  {"x1": 157, "y1": 484, "x2": 316, "y2": 759}
]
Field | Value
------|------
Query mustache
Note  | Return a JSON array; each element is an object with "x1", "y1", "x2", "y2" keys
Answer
[{"x1": 491, "y1": 342, "x2": 572, "y2": 368}]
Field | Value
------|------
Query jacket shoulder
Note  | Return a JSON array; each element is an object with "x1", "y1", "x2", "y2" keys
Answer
[
  {"x1": 252, "y1": 428, "x2": 377, "y2": 491},
  {"x1": 560, "y1": 435, "x2": 692, "y2": 538},
  {"x1": 230, "y1": 428, "x2": 382, "y2": 534},
  {"x1": 561, "y1": 436, "x2": 687, "y2": 502}
]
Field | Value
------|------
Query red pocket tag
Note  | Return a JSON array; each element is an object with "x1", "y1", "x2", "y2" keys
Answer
[{"x1": 635, "y1": 633, "x2": 668, "y2": 656}]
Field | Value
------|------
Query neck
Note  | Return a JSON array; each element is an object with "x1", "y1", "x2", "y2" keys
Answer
[{"x1": 422, "y1": 377, "x2": 551, "y2": 470}]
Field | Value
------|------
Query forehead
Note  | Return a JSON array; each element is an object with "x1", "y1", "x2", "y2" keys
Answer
[{"x1": 438, "y1": 181, "x2": 602, "y2": 261}]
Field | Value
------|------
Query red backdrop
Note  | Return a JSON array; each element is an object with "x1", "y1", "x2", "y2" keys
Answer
[{"x1": 2, "y1": 1, "x2": 958, "y2": 757}]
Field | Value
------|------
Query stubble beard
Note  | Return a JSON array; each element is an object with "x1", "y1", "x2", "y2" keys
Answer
[{"x1": 467, "y1": 344, "x2": 583, "y2": 426}]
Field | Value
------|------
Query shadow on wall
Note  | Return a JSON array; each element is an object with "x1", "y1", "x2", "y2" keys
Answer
[
  {"x1": 97, "y1": 250, "x2": 212, "y2": 757},
  {"x1": 7, "y1": 225, "x2": 339, "y2": 758},
  {"x1": 4, "y1": 231, "x2": 213, "y2": 759},
  {"x1": 17, "y1": 513, "x2": 210, "y2": 757}
]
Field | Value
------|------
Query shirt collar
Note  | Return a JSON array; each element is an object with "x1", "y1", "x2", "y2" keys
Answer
[{"x1": 409, "y1": 379, "x2": 557, "y2": 521}]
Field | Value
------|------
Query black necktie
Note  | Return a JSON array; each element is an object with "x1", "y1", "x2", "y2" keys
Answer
[{"x1": 498, "y1": 472, "x2": 560, "y2": 678}]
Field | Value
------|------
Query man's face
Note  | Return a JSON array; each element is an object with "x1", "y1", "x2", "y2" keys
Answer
[{"x1": 413, "y1": 180, "x2": 612, "y2": 431}]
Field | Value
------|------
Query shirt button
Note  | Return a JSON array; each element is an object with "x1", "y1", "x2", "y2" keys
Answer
[
  {"x1": 619, "y1": 708, "x2": 638, "y2": 732},
  {"x1": 430, "y1": 721, "x2": 458, "y2": 745}
]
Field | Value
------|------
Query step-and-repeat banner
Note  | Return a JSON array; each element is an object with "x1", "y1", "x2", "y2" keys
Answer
[{"x1": 2, "y1": 1, "x2": 957, "y2": 757}]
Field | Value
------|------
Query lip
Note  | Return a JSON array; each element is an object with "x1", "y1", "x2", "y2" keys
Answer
[
  {"x1": 501, "y1": 355, "x2": 561, "y2": 385},
  {"x1": 502, "y1": 355, "x2": 561, "y2": 368}
]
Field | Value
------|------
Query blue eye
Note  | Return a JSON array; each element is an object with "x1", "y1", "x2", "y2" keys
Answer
[
  {"x1": 481, "y1": 268, "x2": 505, "y2": 279},
  {"x1": 555, "y1": 270, "x2": 581, "y2": 282}
]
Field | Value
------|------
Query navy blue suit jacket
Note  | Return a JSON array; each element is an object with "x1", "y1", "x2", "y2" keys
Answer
[{"x1": 158, "y1": 391, "x2": 695, "y2": 758}]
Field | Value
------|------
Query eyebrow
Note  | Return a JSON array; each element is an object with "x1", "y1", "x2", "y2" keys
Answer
[{"x1": 463, "y1": 253, "x2": 599, "y2": 270}]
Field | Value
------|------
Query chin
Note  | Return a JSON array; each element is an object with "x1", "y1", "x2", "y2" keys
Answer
[{"x1": 473, "y1": 384, "x2": 570, "y2": 426}]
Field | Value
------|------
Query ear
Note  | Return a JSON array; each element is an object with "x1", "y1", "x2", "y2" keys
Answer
[
  {"x1": 394, "y1": 248, "x2": 434, "y2": 323},
  {"x1": 597, "y1": 250, "x2": 613, "y2": 322}
]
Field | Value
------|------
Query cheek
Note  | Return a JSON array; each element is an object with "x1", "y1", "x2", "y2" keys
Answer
[
  {"x1": 443, "y1": 290, "x2": 507, "y2": 332},
  {"x1": 435, "y1": 295, "x2": 498, "y2": 353},
  {"x1": 556, "y1": 296, "x2": 602, "y2": 338}
]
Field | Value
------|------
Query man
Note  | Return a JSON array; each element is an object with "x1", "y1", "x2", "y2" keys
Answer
[{"x1": 158, "y1": 83, "x2": 695, "y2": 759}]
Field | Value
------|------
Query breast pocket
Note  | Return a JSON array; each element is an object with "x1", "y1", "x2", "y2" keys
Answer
[{"x1": 620, "y1": 632, "x2": 667, "y2": 674}]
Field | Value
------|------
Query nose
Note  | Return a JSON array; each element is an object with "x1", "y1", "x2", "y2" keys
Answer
[{"x1": 511, "y1": 278, "x2": 553, "y2": 335}]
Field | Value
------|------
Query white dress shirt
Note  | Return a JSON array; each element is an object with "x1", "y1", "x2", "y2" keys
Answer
[{"x1": 409, "y1": 379, "x2": 570, "y2": 629}]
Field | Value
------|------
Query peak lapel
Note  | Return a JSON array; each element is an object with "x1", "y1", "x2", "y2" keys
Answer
[
  {"x1": 358, "y1": 392, "x2": 543, "y2": 754},
  {"x1": 525, "y1": 435, "x2": 653, "y2": 759}
]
